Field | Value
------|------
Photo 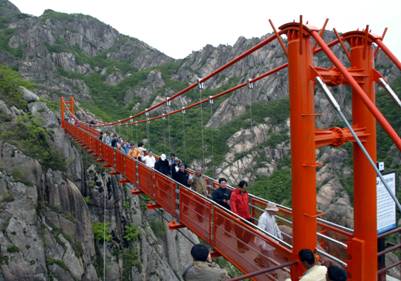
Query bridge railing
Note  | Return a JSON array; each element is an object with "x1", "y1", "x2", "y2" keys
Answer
[
  {"x1": 377, "y1": 226, "x2": 401, "y2": 280},
  {"x1": 64, "y1": 120, "x2": 350, "y2": 267},
  {"x1": 64, "y1": 121, "x2": 296, "y2": 280},
  {"x1": 201, "y1": 174, "x2": 351, "y2": 265}
]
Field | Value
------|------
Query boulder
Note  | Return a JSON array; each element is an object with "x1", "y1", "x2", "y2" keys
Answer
[
  {"x1": 28, "y1": 101, "x2": 57, "y2": 128},
  {"x1": 0, "y1": 99, "x2": 13, "y2": 121},
  {"x1": 20, "y1": 86, "x2": 39, "y2": 103},
  {"x1": 0, "y1": 142, "x2": 43, "y2": 186},
  {"x1": 10, "y1": 105, "x2": 23, "y2": 116}
]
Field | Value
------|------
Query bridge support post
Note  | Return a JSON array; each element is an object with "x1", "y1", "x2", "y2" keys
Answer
[
  {"x1": 280, "y1": 23, "x2": 318, "y2": 279},
  {"x1": 60, "y1": 96, "x2": 65, "y2": 128},
  {"x1": 346, "y1": 32, "x2": 377, "y2": 281},
  {"x1": 60, "y1": 96, "x2": 75, "y2": 129},
  {"x1": 69, "y1": 95, "x2": 75, "y2": 116}
]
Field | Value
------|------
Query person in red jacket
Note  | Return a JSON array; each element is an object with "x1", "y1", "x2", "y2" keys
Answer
[
  {"x1": 230, "y1": 180, "x2": 252, "y2": 253},
  {"x1": 230, "y1": 180, "x2": 251, "y2": 220}
]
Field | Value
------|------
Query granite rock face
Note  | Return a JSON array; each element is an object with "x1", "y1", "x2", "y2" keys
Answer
[
  {"x1": 0, "y1": 0, "x2": 400, "y2": 279},
  {"x1": 0, "y1": 91, "x2": 192, "y2": 280}
]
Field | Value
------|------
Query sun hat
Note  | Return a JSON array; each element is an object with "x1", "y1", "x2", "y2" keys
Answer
[
  {"x1": 265, "y1": 202, "x2": 279, "y2": 212},
  {"x1": 160, "y1": 154, "x2": 166, "y2": 161}
]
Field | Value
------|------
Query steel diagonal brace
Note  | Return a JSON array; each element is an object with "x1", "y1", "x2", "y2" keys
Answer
[
  {"x1": 316, "y1": 76, "x2": 401, "y2": 213},
  {"x1": 312, "y1": 30, "x2": 401, "y2": 150},
  {"x1": 269, "y1": 19, "x2": 288, "y2": 56}
]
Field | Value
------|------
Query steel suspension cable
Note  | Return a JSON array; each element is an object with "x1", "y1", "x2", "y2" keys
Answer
[
  {"x1": 378, "y1": 77, "x2": 401, "y2": 109},
  {"x1": 199, "y1": 83, "x2": 206, "y2": 168},
  {"x1": 130, "y1": 121, "x2": 134, "y2": 143},
  {"x1": 95, "y1": 32, "x2": 285, "y2": 128},
  {"x1": 116, "y1": 124, "x2": 120, "y2": 138},
  {"x1": 124, "y1": 124, "x2": 126, "y2": 141},
  {"x1": 209, "y1": 97, "x2": 215, "y2": 177},
  {"x1": 127, "y1": 64, "x2": 288, "y2": 126},
  {"x1": 146, "y1": 119, "x2": 150, "y2": 150},
  {"x1": 162, "y1": 116, "x2": 167, "y2": 150},
  {"x1": 75, "y1": 36, "x2": 347, "y2": 132},
  {"x1": 248, "y1": 79, "x2": 254, "y2": 128},
  {"x1": 167, "y1": 112, "x2": 172, "y2": 153},
  {"x1": 135, "y1": 123, "x2": 139, "y2": 144},
  {"x1": 312, "y1": 30, "x2": 401, "y2": 150},
  {"x1": 103, "y1": 180, "x2": 106, "y2": 281},
  {"x1": 182, "y1": 109, "x2": 187, "y2": 162},
  {"x1": 316, "y1": 76, "x2": 401, "y2": 213},
  {"x1": 70, "y1": 37, "x2": 345, "y2": 130}
]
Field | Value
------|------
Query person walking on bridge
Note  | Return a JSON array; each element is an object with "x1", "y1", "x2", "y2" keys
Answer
[
  {"x1": 155, "y1": 153, "x2": 171, "y2": 175},
  {"x1": 172, "y1": 163, "x2": 190, "y2": 187},
  {"x1": 230, "y1": 180, "x2": 251, "y2": 220},
  {"x1": 230, "y1": 180, "x2": 252, "y2": 253},
  {"x1": 212, "y1": 178, "x2": 231, "y2": 210},
  {"x1": 183, "y1": 244, "x2": 229, "y2": 281},
  {"x1": 326, "y1": 265, "x2": 347, "y2": 281},
  {"x1": 257, "y1": 202, "x2": 282, "y2": 240},
  {"x1": 254, "y1": 202, "x2": 283, "y2": 268},
  {"x1": 189, "y1": 167, "x2": 208, "y2": 196},
  {"x1": 212, "y1": 178, "x2": 232, "y2": 235},
  {"x1": 189, "y1": 167, "x2": 208, "y2": 222},
  {"x1": 143, "y1": 151, "x2": 156, "y2": 168},
  {"x1": 128, "y1": 142, "x2": 145, "y2": 160},
  {"x1": 285, "y1": 249, "x2": 327, "y2": 281}
]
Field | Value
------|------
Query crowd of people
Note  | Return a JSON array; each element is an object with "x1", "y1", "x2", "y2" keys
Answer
[{"x1": 96, "y1": 130, "x2": 348, "y2": 280}]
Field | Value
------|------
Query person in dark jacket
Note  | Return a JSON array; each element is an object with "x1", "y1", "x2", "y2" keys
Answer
[
  {"x1": 183, "y1": 244, "x2": 229, "y2": 281},
  {"x1": 212, "y1": 178, "x2": 232, "y2": 235},
  {"x1": 111, "y1": 133, "x2": 118, "y2": 148},
  {"x1": 211, "y1": 178, "x2": 231, "y2": 210},
  {"x1": 168, "y1": 153, "x2": 179, "y2": 167},
  {"x1": 172, "y1": 163, "x2": 190, "y2": 187},
  {"x1": 155, "y1": 154, "x2": 171, "y2": 176}
]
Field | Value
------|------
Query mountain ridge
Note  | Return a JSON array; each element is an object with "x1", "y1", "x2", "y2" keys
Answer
[{"x1": 0, "y1": 0, "x2": 400, "y2": 279}]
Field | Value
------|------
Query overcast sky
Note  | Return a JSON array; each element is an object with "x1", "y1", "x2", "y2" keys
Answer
[{"x1": 9, "y1": 0, "x2": 401, "y2": 60}]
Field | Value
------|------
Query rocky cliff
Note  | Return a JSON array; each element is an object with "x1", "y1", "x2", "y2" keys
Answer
[
  {"x1": 0, "y1": 2, "x2": 198, "y2": 280},
  {"x1": 0, "y1": 63, "x2": 197, "y2": 280}
]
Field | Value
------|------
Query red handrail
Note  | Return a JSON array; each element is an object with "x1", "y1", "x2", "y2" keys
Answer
[
  {"x1": 65, "y1": 122, "x2": 295, "y2": 279},
  {"x1": 228, "y1": 260, "x2": 296, "y2": 281},
  {"x1": 63, "y1": 120, "x2": 359, "y2": 279}
]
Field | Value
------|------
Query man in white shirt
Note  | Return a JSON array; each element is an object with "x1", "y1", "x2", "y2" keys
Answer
[
  {"x1": 143, "y1": 151, "x2": 156, "y2": 168},
  {"x1": 285, "y1": 249, "x2": 327, "y2": 281},
  {"x1": 258, "y1": 202, "x2": 282, "y2": 239},
  {"x1": 254, "y1": 202, "x2": 283, "y2": 269}
]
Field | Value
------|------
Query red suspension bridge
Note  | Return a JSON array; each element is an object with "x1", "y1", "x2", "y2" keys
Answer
[{"x1": 60, "y1": 19, "x2": 401, "y2": 281}]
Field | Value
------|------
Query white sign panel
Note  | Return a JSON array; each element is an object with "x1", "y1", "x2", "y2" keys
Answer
[{"x1": 377, "y1": 173, "x2": 396, "y2": 234}]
